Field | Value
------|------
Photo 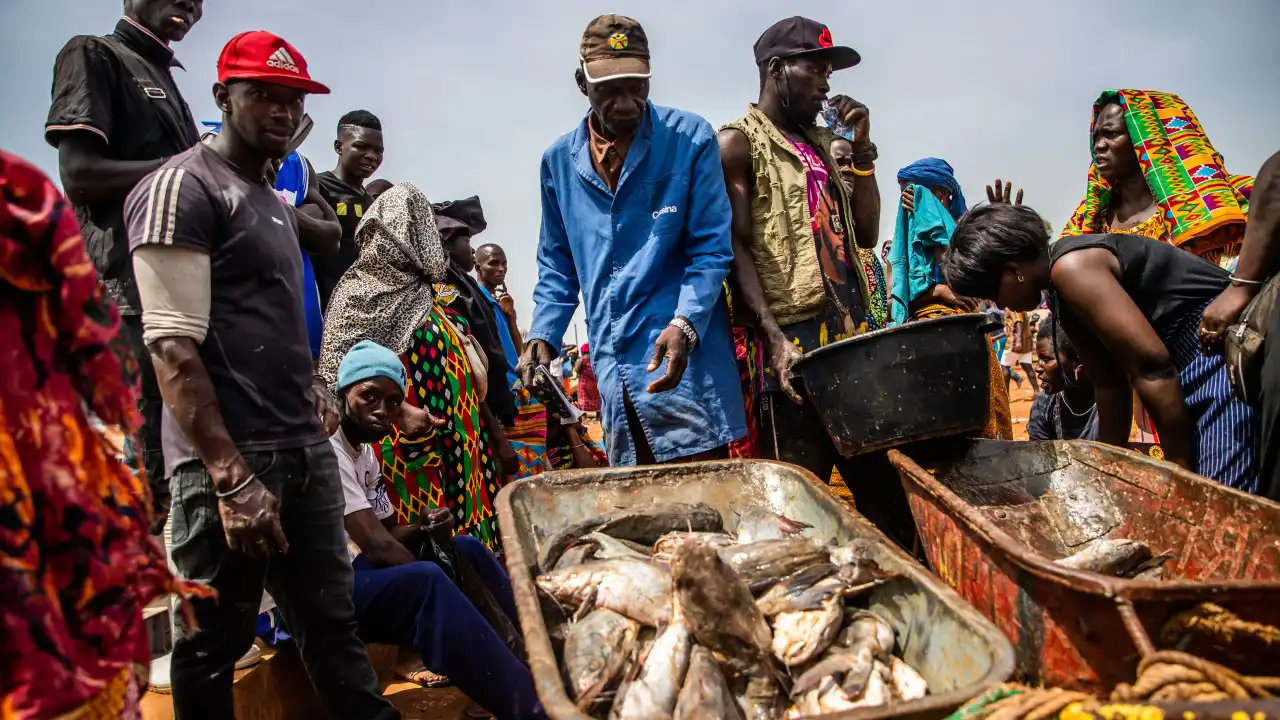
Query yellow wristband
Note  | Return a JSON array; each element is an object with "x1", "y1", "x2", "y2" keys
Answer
[{"x1": 852, "y1": 165, "x2": 876, "y2": 177}]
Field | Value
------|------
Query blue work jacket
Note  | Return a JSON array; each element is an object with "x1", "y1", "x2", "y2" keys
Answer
[{"x1": 528, "y1": 103, "x2": 746, "y2": 465}]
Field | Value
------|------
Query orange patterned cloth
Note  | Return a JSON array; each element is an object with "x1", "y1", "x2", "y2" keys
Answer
[
  {"x1": 0, "y1": 151, "x2": 206, "y2": 719},
  {"x1": 912, "y1": 303, "x2": 1013, "y2": 441}
]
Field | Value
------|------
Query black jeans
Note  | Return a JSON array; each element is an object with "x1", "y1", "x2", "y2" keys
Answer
[
  {"x1": 758, "y1": 387, "x2": 917, "y2": 550},
  {"x1": 121, "y1": 314, "x2": 169, "y2": 527},
  {"x1": 169, "y1": 442, "x2": 399, "y2": 720}
]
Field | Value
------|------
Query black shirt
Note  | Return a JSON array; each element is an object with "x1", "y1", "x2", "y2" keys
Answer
[
  {"x1": 125, "y1": 144, "x2": 325, "y2": 475},
  {"x1": 315, "y1": 171, "x2": 372, "y2": 311},
  {"x1": 1050, "y1": 233, "x2": 1229, "y2": 340},
  {"x1": 1027, "y1": 392, "x2": 1098, "y2": 441},
  {"x1": 46, "y1": 17, "x2": 200, "y2": 314}
]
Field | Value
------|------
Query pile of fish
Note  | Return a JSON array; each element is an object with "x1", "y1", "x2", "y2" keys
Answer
[
  {"x1": 533, "y1": 502, "x2": 930, "y2": 719},
  {"x1": 1053, "y1": 538, "x2": 1175, "y2": 580}
]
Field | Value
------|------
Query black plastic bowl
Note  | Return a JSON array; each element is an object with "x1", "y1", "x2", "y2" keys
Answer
[{"x1": 796, "y1": 313, "x2": 995, "y2": 457}]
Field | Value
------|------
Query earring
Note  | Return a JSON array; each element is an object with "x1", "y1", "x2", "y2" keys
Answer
[{"x1": 1016, "y1": 273, "x2": 1025, "y2": 284}]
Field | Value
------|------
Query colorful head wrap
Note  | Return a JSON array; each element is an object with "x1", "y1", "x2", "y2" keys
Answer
[{"x1": 1060, "y1": 89, "x2": 1253, "y2": 261}]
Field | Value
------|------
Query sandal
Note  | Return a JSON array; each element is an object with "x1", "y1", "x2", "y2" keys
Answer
[{"x1": 396, "y1": 664, "x2": 451, "y2": 688}]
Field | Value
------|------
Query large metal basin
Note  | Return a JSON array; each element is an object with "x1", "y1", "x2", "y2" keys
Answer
[{"x1": 495, "y1": 460, "x2": 1014, "y2": 720}]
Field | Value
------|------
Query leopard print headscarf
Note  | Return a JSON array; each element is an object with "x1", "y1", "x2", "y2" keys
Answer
[{"x1": 318, "y1": 182, "x2": 447, "y2": 387}]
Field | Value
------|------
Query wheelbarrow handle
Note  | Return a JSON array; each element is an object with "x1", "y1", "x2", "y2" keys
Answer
[{"x1": 1115, "y1": 596, "x2": 1156, "y2": 658}]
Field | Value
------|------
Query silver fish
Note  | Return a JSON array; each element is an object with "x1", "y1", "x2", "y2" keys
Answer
[
  {"x1": 718, "y1": 538, "x2": 830, "y2": 589},
  {"x1": 888, "y1": 656, "x2": 928, "y2": 701},
  {"x1": 755, "y1": 565, "x2": 841, "y2": 616},
  {"x1": 793, "y1": 611, "x2": 895, "y2": 698},
  {"x1": 735, "y1": 508, "x2": 812, "y2": 545},
  {"x1": 653, "y1": 532, "x2": 736, "y2": 559},
  {"x1": 611, "y1": 601, "x2": 692, "y2": 720},
  {"x1": 540, "y1": 502, "x2": 724, "y2": 571},
  {"x1": 1055, "y1": 538, "x2": 1153, "y2": 576},
  {"x1": 537, "y1": 559, "x2": 672, "y2": 626},
  {"x1": 771, "y1": 597, "x2": 843, "y2": 666},
  {"x1": 673, "y1": 646, "x2": 742, "y2": 720},
  {"x1": 564, "y1": 608, "x2": 641, "y2": 708},
  {"x1": 585, "y1": 531, "x2": 653, "y2": 561},
  {"x1": 828, "y1": 538, "x2": 878, "y2": 567},
  {"x1": 789, "y1": 661, "x2": 891, "y2": 716}
]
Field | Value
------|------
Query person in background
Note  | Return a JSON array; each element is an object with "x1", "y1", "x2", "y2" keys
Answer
[
  {"x1": 367, "y1": 178, "x2": 394, "y2": 203},
  {"x1": 125, "y1": 32, "x2": 397, "y2": 719},
  {"x1": 982, "y1": 300, "x2": 1024, "y2": 390},
  {"x1": 1061, "y1": 90, "x2": 1253, "y2": 268},
  {"x1": 1199, "y1": 150, "x2": 1280, "y2": 500},
  {"x1": 575, "y1": 345, "x2": 603, "y2": 416},
  {"x1": 0, "y1": 151, "x2": 208, "y2": 720},
  {"x1": 520, "y1": 15, "x2": 746, "y2": 466},
  {"x1": 830, "y1": 136, "x2": 888, "y2": 329},
  {"x1": 46, "y1": 0, "x2": 205, "y2": 528},
  {"x1": 1002, "y1": 309, "x2": 1040, "y2": 394},
  {"x1": 320, "y1": 184, "x2": 507, "y2": 553},
  {"x1": 332, "y1": 341, "x2": 544, "y2": 719},
  {"x1": 946, "y1": 203, "x2": 1258, "y2": 493},
  {"x1": 475, "y1": 243, "x2": 605, "y2": 474},
  {"x1": 315, "y1": 110, "x2": 384, "y2": 310},
  {"x1": 1028, "y1": 316, "x2": 1098, "y2": 441}
]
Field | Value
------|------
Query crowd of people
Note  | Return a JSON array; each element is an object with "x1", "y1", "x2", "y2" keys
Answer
[{"x1": 2, "y1": 2, "x2": 1277, "y2": 719}]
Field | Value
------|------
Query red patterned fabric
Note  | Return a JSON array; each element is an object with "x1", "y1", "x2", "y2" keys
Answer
[{"x1": 0, "y1": 150, "x2": 207, "y2": 719}]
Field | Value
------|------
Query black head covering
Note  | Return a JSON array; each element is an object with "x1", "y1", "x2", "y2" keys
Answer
[{"x1": 432, "y1": 196, "x2": 487, "y2": 236}]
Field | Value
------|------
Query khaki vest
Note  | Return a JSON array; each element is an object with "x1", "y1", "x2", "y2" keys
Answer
[{"x1": 724, "y1": 106, "x2": 869, "y2": 327}]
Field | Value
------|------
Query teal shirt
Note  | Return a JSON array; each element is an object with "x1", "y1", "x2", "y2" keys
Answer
[{"x1": 889, "y1": 185, "x2": 956, "y2": 325}]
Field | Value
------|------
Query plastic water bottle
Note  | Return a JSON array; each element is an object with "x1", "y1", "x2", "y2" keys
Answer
[{"x1": 822, "y1": 100, "x2": 853, "y2": 141}]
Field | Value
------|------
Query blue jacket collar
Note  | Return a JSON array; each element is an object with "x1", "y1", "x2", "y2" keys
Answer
[{"x1": 571, "y1": 102, "x2": 655, "y2": 197}]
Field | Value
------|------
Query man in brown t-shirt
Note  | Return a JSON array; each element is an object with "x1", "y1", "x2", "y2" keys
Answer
[{"x1": 125, "y1": 31, "x2": 398, "y2": 720}]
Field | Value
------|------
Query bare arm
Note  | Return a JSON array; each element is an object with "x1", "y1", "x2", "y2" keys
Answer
[
  {"x1": 294, "y1": 157, "x2": 341, "y2": 255},
  {"x1": 344, "y1": 509, "x2": 416, "y2": 567},
  {"x1": 58, "y1": 133, "x2": 164, "y2": 206},
  {"x1": 1058, "y1": 313, "x2": 1133, "y2": 447},
  {"x1": 150, "y1": 338, "x2": 248, "y2": 488},
  {"x1": 1053, "y1": 249, "x2": 1193, "y2": 468}
]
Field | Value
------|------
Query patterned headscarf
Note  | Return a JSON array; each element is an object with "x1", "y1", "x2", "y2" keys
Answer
[
  {"x1": 1060, "y1": 89, "x2": 1253, "y2": 260},
  {"x1": 318, "y1": 182, "x2": 448, "y2": 387}
]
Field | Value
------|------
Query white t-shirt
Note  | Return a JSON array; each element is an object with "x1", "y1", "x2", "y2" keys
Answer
[{"x1": 331, "y1": 427, "x2": 394, "y2": 561}]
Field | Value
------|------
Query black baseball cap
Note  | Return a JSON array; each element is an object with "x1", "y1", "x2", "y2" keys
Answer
[{"x1": 753, "y1": 17, "x2": 860, "y2": 70}]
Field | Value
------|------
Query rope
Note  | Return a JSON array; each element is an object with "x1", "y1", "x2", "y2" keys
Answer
[
  {"x1": 1112, "y1": 650, "x2": 1277, "y2": 702},
  {"x1": 1158, "y1": 602, "x2": 1280, "y2": 647}
]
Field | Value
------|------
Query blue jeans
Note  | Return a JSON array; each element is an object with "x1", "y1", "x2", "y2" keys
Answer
[{"x1": 351, "y1": 536, "x2": 544, "y2": 720}]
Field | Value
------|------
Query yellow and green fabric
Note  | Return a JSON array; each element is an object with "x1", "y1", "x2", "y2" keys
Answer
[{"x1": 1060, "y1": 89, "x2": 1253, "y2": 266}]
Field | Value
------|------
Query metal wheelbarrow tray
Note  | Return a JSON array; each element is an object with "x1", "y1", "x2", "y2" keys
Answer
[
  {"x1": 496, "y1": 460, "x2": 1014, "y2": 720},
  {"x1": 888, "y1": 439, "x2": 1280, "y2": 694}
]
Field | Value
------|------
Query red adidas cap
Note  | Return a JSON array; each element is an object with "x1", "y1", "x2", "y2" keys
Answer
[{"x1": 217, "y1": 31, "x2": 330, "y2": 95}]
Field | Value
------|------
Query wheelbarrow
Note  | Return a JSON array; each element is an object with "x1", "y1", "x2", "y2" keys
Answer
[
  {"x1": 889, "y1": 439, "x2": 1280, "y2": 695},
  {"x1": 496, "y1": 460, "x2": 1015, "y2": 720}
]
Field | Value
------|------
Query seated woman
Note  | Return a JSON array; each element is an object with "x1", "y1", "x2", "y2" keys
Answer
[
  {"x1": 1028, "y1": 316, "x2": 1097, "y2": 441},
  {"x1": 946, "y1": 203, "x2": 1258, "y2": 492},
  {"x1": 332, "y1": 340, "x2": 543, "y2": 720},
  {"x1": 1061, "y1": 89, "x2": 1252, "y2": 267}
]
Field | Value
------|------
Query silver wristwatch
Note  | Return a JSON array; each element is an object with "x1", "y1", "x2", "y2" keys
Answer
[{"x1": 670, "y1": 316, "x2": 699, "y2": 349}]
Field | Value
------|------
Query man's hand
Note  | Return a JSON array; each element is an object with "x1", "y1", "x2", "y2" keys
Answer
[
  {"x1": 399, "y1": 401, "x2": 447, "y2": 437},
  {"x1": 1199, "y1": 284, "x2": 1257, "y2": 354},
  {"x1": 829, "y1": 95, "x2": 870, "y2": 149},
  {"x1": 496, "y1": 288, "x2": 517, "y2": 320},
  {"x1": 517, "y1": 339, "x2": 556, "y2": 388},
  {"x1": 901, "y1": 187, "x2": 915, "y2": 214},
  {"x1": 647, "y1": 325, "x2": 690, "y2": 393},
  {"x1": 311, "y1": 376, "x2": 340, "y2": 436},
  {"x1": 218, "y1": 473, "x2": 288, "y2": 558},
  {"x1": 986, "y1": 179, "x2": 1024, "y2": 206},
  {"x1": 765, "y1": 332, "x2": 805, "y2": 405}
]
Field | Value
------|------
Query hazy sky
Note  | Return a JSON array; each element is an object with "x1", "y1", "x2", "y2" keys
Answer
[{"x1": 3, "y1": 0, "x2": 1278, "y2": 341}]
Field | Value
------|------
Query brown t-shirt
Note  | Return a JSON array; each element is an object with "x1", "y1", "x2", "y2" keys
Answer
[{"x1": 126, "y1": 142, "x2": 325, "y2": 475}]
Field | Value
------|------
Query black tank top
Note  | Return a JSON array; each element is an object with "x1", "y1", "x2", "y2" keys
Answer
[{"x1": 1050, "y1": 234, "x2": 1228, "y2": 339}]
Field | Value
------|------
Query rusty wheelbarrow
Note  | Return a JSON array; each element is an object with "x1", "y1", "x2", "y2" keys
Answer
[
  {"x1": 889, "y1": 439, "x2": 1280, "y2": 695},
  {"x1": 496, "y1": 460, "x2": 1015, "y2": 720}
]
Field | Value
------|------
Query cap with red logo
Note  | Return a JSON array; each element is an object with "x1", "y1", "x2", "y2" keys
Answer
[
  {"x1": 753, "y1": 17, "x2": 860, "y2": 71},
  {"x1": 217, "y1": 30, "x2": 330, "y2": 95}
]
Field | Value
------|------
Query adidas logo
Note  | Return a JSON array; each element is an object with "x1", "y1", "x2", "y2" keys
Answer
[{"x1": 266, "y1": 47, "x2": 299, "y2": 74}]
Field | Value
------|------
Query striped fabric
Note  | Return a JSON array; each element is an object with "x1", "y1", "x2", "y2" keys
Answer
[
  {"x1": 1164, "y1": 302, "x2": 1257, "y2": 492},
  {"x1": 139, "y1": 166, "x2": 187, "y2": 245}
]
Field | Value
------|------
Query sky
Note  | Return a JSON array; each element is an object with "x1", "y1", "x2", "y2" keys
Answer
[{"x1": 3, "y1": 0, "x2": 1278, "y2": 343}]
